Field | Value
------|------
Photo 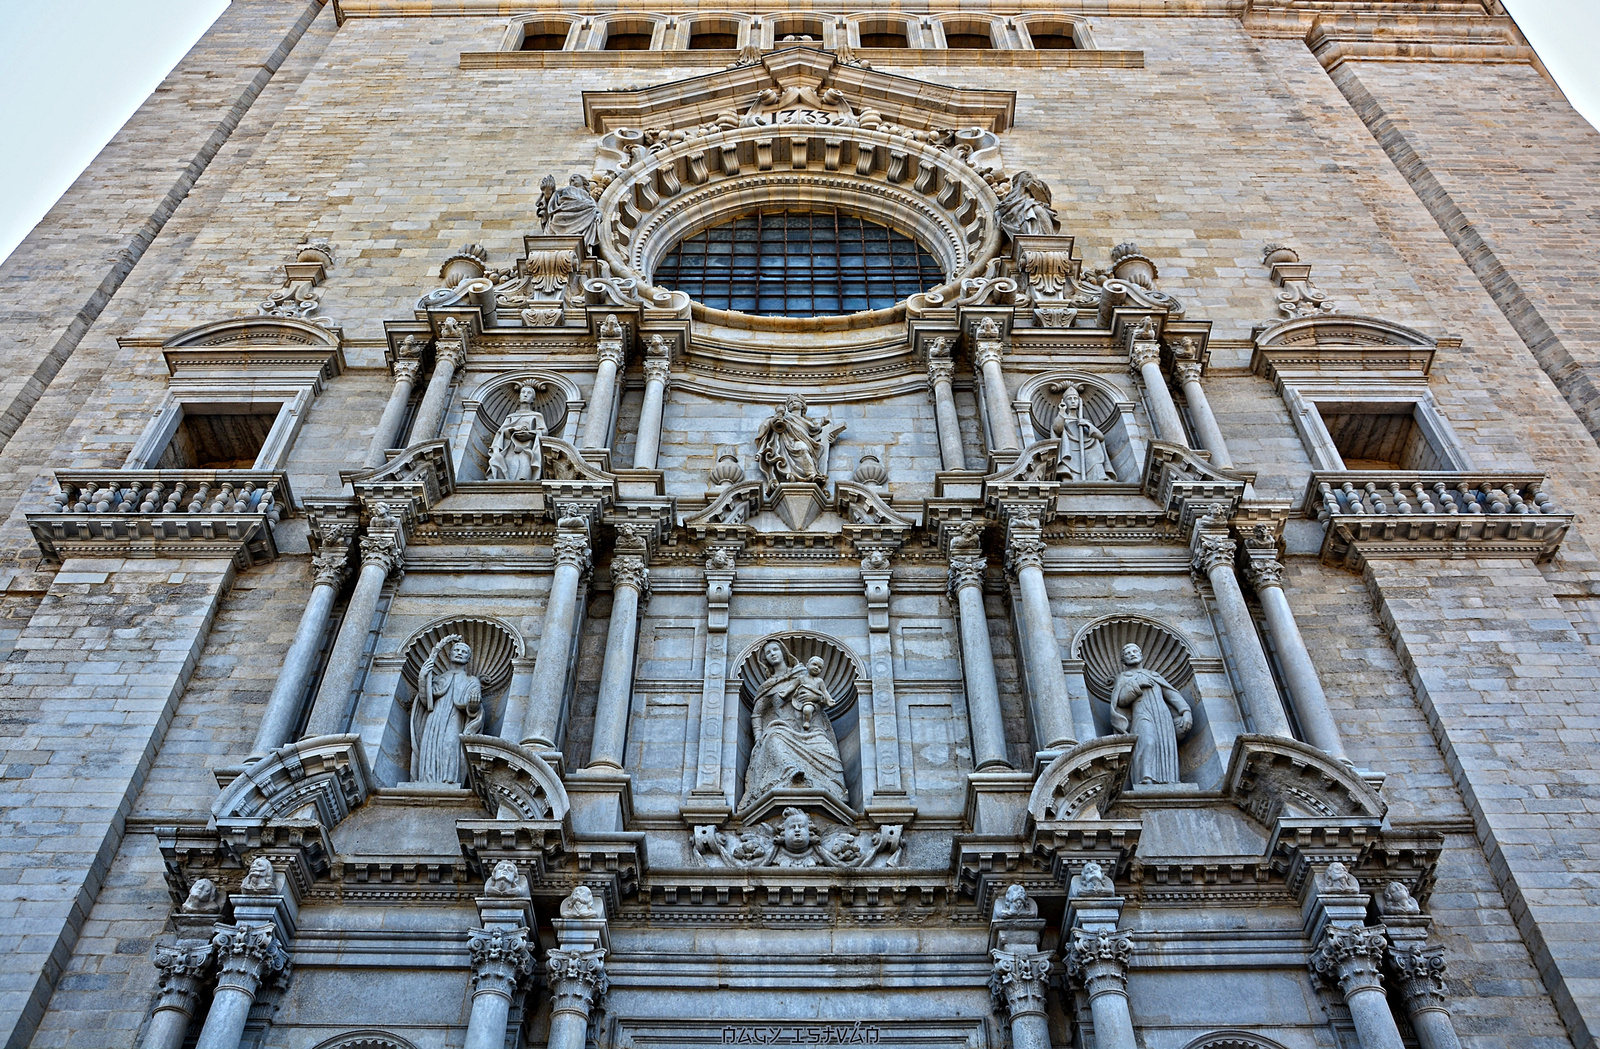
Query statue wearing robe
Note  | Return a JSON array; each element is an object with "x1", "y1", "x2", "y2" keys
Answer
[
  {"x1": 538, "y1": 174, "x2": 601, "y2": 245},
  {"x1": 487, "y1": 382, "x2": 547, "y2": 481},
  {"x1": 997, "y1": 170, "x2": 1059, "y2": 237},
  {"x1": 739, "y1": 639, "x2": 847, "y2": 808},
  {"x1": 409, "y1": 636, "x2": 483, "y2": 785},
  {"x1": 1109, "y1": 643, "x2": 1192, "y2": 785},
  {"x1": 1053, "y1": 384, "x2": 1116, "y2": 481},
  {"x1": 753, "y1": 395, "x2": 845, "y2": 495}
]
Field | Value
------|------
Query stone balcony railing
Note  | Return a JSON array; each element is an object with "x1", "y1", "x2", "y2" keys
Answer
[
  {"x1": 1305, "y1": 471, "x2": 1571, "y2": 567},
  {"x1": 28, "y1": 470, "x2": 293, "y2": 568}
]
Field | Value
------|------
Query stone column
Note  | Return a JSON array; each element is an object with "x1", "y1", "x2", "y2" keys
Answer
[
  {"x1": 588, "y1": 541, "x2": 649, "y2": 769},
  {"x1": 1241, "y1": 542, "x2": 1347, "y2": 761},
  {"x1": 690, "y1": 547, "x2": 738, "y2": 806},
  {"x1": 974, "y1": 338, "x2": 1022, "y2": 452},
  {"x1": 364, "y1": 339, "x2": 424, "y2": 468},
  {"x1": 1173, "y1": 359, "x2": 1232, "y2": 468},
  {"x1": 1191, "y1": 529, "x2": 1292, "y2": 738},
  {"x1": 632, "y1": 352, "x2": 672, "y2": 470},
  {"x1": 1388, "y1": 942, "x2": 1461, "y2": 1049},
  {"x1": 464, "y1": 927, "x2": 536, "y2": 1049},
  {"x1": 989, "y1": 884, "x2": 1053, "y2": 1049},
  {"x1": 581, "y1": 318, "x2": 627, "y2": 450},
  {"x1": 949, "y1": 531, "x2": 1010, "y2": 769},
  {"x1": 140, "y1": 944, "x2": 212, "y2": 1049},
  {"x1": 1066, "y1": 930, "x2": 1136, "y2": 1049},
  {"x1": 193, "y1": 924, "x2": 289, "y2": 1049},
  {"x1": 302, "y1": 517, "x2": 404, "y2": 739},
  {"x1": 1309, "y1": 926, "x2": 1405, "y2": 1049},
  {"x1": 410, "y1": 319, "x2": 467, "y2": 444},
  {"x1": 545, "y1": 888, "x2": 611, "y2": 1049},
  {"x1": 1005, "y1": 519, "x2": 1077, "y2": 753},
  {"x1": 522, "y1": 515, "x2": 592, "y2": 749},
  {"x1": 927, "y1": 341, "x2": 966, "y2": 470},
  {"x1": 1130, "y1": 330, "x2": 1185, "y2": 445},
  {"x1": 251, "y1": 525, "x2": 353, "y2": 756}
]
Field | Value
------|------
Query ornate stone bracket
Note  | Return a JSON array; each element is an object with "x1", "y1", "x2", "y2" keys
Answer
[
  {"x1": 1262, "y1": 244, "x2": 1338, "y2": 318},
  {"x1": 258, "y1": 236, "x2": 335, "y2": 325},
  {"x1": 1027, "y1": 736, "x2": 1138, "y2": 823},
  {"x1": 1140, "y1": 441, "x2": 1252, "y2": 528}
]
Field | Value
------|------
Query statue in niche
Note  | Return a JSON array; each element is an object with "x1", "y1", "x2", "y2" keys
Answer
[
  {"x1": 739, "y1": 639, "x2": 848, "y2": 808},
  {"x1": 407, "y1": 635, "x2": 483, "y2": 785},
  {"x1": 1109, "y1": 643, "x2": 1193, "y2": 786},
  {"x1": 1052, "y1": 384, "x2": 1116, "y2": 482},
  {"x1": 997, "y1": 170, "x2": 1059, "y2": 237},
  {"x1": 487, "y1": 382, "x2": 547, "y2": 481},
  {"x1": 538, "y1": 173, "x2": 602, "y2": 245},
  {"x1": 182, "y1": 878, "x2": 221, "y2": 914},
  {"x1": 753, "y1": 394, "x2": 846, "y2": 496}
]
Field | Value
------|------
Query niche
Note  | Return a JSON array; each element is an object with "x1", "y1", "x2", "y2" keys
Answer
[
  {"x1": 1316, "y1": 401, "x2": 1447, "y2": 471},
  {"x1": 156, "y1": 403, "x2": 284, "y2": 469},
  {"x1": 1025, "y1": 373, "x2": 1140, "y2": 482},
  {"x1": 734, "y1": 632, "x2": 864, "y2": 812},
  {"x1": 461, "y1": 373, "x2": 572, "y2": 481}
]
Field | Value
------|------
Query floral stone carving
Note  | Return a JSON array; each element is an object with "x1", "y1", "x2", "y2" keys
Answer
[{"x1": 695, "y1": 807, "x2": 902, "y2": 869}]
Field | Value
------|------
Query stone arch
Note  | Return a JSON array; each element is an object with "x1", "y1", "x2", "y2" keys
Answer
[
  {"x1": 1017, "y1": 370, "x2": 1142, "y2": 481},
  {"x1": 503, "y1": 14, "x2": 579, "y2": 52},
  {"x1": 1181, "y1": 1032, "x2": 1294, "y2": 1049},
  {"x1": 1254, "y1": 312, "x2": 1436, "y2": 351},
  {"x1": 311, "y1": 1031, "x2": 421, "y2": 1049},
  {"x1": 162, "y1": 315, "x2": 341, "y2": 350},
  {"x1": 459, "y1": 370, "x2": 577, "y2": 481}
]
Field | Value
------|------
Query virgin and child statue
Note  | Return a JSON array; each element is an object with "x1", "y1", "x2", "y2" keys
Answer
[
  {"x1": 487, "y1": 382, "x2": 547, "y2": 481},
  {"x1": 407, "y1": 635, "x2": 483, "y2": 785},
  {"x1": 1109, "y1": 643, "x2": 1193, "y2": 786},
  {"x1": 753, "y1": 395, "x2": 846, "y2": 497},
  {"x1": 739, "y1": 639, "x2": 848, "y2": 808}
]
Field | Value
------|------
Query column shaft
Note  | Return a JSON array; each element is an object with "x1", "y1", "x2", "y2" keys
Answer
[
  {"x1": 140, "y1": 1007, "x2": 194, "y2": 1049},
  {"x1": 979, "y1": 355, "x2": 1022, "y2": 451},
  {"x1": 364, "y1": 362, "x2": 420, "y2": 468},
  {"x1": 581, "y1": 356, "x2": 622, "y2": 449},
  {"x1": 1178, "y1": 371, "x2": 1232, "y2": 467},
  {"x1": 1409, "y1": 1008, "x2": 1463, "y2": 1049},
  {"x1": 1087, "y1": 991, "x2": 1137, "y2": 1049},
  {"x1": 1256, "y1": 581, "x2": 1347, "y2": 760},
  {"x1": 463, "y1": 992, "x2": 512, "y2": 1049},
  {"x1": 1008, "y1": 1014, "x2": 1051, "y2": 1049},
  {"x1": 1138, "y1": 358, "x2": 1186, "y2": 444},
  {"x1": 589, "y1": 565, "x2": 644, "y2": 768},
  {"x1": 549, "y1": 1010, "x2": 590, "y2": 1049},
  {"x1": 930, "y1": 367, "x2": 966, "y2": 470},
  {"x1": 1196, "y1": 538, "x2": 1291, "y2": 738},
  {"x1": 303, "y1": 542, "x2": 395, "y2": 738},
  {"x1": 1014, "y1": 559, "x2": 1075, "y2": 751},
  {"x1": 192, "y1": 984, "x2": 255, "y2": 1049},
  {"x1": 632, "y1": 367, "x2": 668, "y2": 469},
  {"x1": 1345, "y1": 986, "x2": 1406, "y2": 1049},
  {"x1": 252, "y1": 580, "x2": 337, "y2": 754},
  {"x1": 953, "y1": 565, "x2": 1009, "y2": 769},
  {"x1": 410, "y1": 352, "x2": 461, "y2": 444},
  {"x1": 523, "y1": 546, "x2": 586, "y2": 748}
]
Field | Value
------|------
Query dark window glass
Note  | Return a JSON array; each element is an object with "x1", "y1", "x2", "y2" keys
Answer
[
  {"x1": 689, "y1": 32, "x2": 737, "y2": 49},
  {"x1": 520, "y1": 32, "x2": 567, "y2": 51},
  {"x1": 653, "y1": 209, "x2": 944, "y2": 318},
  {"x1": 603, "y1": 31, "x2": 652, "y2": 50},
  {"x1": 1031, "y1": 31, "x2": 1076, "y2": 49},
  {"x1": 858, "y1": 32, "x2": 908, "y2": 48},
  {"x1": 945, "y1": 32, "x2": 993, "y2": 49}
]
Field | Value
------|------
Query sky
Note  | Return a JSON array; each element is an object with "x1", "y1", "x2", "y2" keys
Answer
[{"x1": 0, "y1": 0, "x2": 1595, "y2": 268}]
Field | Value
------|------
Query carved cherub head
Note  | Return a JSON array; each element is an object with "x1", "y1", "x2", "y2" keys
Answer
[
  {"x1": 1380, "y1": 881, "x2": 1421, "y2": 915},
  {"x1": 780, "y1": 807, "x2": 815, "y2": 853},
  {"x1": 1322, "y1": 862, "x2": 1361, "y2": 893},
  {"x1": 560, "y1": 885, "x2": 600, "y2": 919},
  {"x1": 240, "y1": 857, "x2": 276, "y2": 894},
  {"x1": 181, "y1": 878, "x2": 221, "y2": 914},
  {"x1": 994, "y1": 883, "x2": 1037, "y2": 919},
  {"x1": 485, "y1": 861, "x2": 521, "y2": 897},
  {"x1": 1078, "y1": 861, "x2": 1113, "y2": 896}
]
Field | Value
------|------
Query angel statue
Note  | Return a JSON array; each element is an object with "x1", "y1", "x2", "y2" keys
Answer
[
  {"x1": 739, "y1": 639, "x2": 848, "y2": 808},
  {"x1": 537, "y1": 173, "x2": 602, "y2": 245},
  {"x1": 1109, "y1": 643, "x2": 1193, "y2": 786},
  {"x1": 1052, "y1": 384, "x2": 1116, "y2": 482},
  {"x1": 408, "y1": 635, "x2": 483, "y2": 785},
  {"x1": 487, "y1": 382, "x2": 547, "y2": 481},
  {"x1": 997, "y1": 170, "x2": 1059, "y2": 237},
  {"x1": 753, "y1": 394, "x2": 846, "y2": 496}
]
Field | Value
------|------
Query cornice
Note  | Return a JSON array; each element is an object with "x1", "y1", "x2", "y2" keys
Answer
[{"x1": 465, "y1": 48, "x2": 1142, "y2": 71}]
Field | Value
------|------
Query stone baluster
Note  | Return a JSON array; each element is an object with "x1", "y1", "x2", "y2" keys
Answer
[
  {"x1": 302, "y1": 512, "x2": 404, "y2": 739},
  {"x1": 1191, "y1": 525, "x2": 1292, "y2": 738},
  {"x1": 364, "y1": 336, "x2": 425, "y2": 468},
  {"x1": 410, "y1": 317, "x2": 468, "y2": 444},
  {"x1": 972, "y1": 322, "x2": 1021, "y2": 452},
  {"x1": 545, "y1": 888, "x2": 610, "y2": 1049},
  {"x1": 632, "y1": 340, "x2": 672, "y2": 469},
  {"x1": 1004, "y1": 515, "x2": 1078, "y2": 753},
  {"x1": 192, "y1": 924, "x2": 289, "y2": 1049},
  {"x1": 1241, "y1": 535, "x2": 1348, "y2": 761},
  {"x1": 251, "y1": 524, "x2": 354, "y2": 756},
  {"x1": 1066, "y1": 875, "x2": 1136, "y2": 1049},
  {"x1": 139, "y1": 944, "x2": 213, "y2": 1049},
  {"x1": 948, "y1": 528, "x2": 1010, "y2": 769},
  {"x1": 989, "y1": 885, "x2": 1053, "y2": 1049},
  {"x1": 1129, "y1": 324, "x2": 1185, "y2": 445},
  {"x1": 588, "y1": 528, "x2": 650, "y2": 769},
  {"x1": 520, "y1": 514, "x2": 592, "y2": 749},
  {"x1": 927, "y1": 338, "x2": 966, "y2": 470},
  {"x1": 581, "y1": 315, "x2": 627, "y2": 450},
  {"x1": 1309, "y1": 926, "x2": 1405, "y2": 1049},
  {"x1": 1173, "y1": 358, "x2": 1232, "y2": 468}
]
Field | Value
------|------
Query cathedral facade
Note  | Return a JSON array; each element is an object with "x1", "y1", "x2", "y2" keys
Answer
[{"x1": 3, "y1": 3, "x2": 1600, "y2": 1049}]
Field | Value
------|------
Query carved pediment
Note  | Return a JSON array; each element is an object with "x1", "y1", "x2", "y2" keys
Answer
[
  {"x1": 460, "y1": 734, "x2": 570, "y2": 824},
  {"x1": 1223, "y1": 734, "x2": 1386, "y2": 826},
  {"x1": 1028, "y1": 736, "x2": 1137, "y2": 823},
  {"x1": 213, "y1": 733, "x2": 373, "y2": 827}
]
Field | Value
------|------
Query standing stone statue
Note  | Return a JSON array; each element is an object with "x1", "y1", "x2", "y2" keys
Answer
[
  {"x1": 739, "y1": 639, "x2": 848, "y2": 808},
  {"x1": 408, "y1": 635, "x2": 483, "y2": 785},
  {"x1": 996, "y1": 170, "x2": 1059, "y2": 237},
  {"x1": 753, "y1": 394, "x2": 846, "y2": 496},
  {"x1": 487, "y1": 382, "x2": 547, "y2": 481},
  {"x1": 1053, "y1": 384, "x2": 1116, "y2": 481},
  {"x1": 1109, "y1": 643, "x2": 1193, "y2": 786},
  {"x1": 538, "y1": 173, "x2": 602, "y2": 245}
]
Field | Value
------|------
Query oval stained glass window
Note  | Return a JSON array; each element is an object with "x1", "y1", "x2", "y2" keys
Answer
[{"x1": 651, "y1": 208, "x2": 946, "y2": 318}]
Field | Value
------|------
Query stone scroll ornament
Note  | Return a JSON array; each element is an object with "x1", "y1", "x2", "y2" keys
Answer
[
  {"x1": 753, "y1": 395, "x2": 846, "y2": 497},
  {"x1": 739, "y1": 638, "x2": 848, "y2": 808},
  {"x1": 407, "y1": 635, "x2": 483, "y2": 786},
  {"x1": 1109, "y1": 643, "x2": 1193, "y2": 786},
  {"x1": 487, "y1": 383, "x2": 548, "y2": 481},
  {"x1": 695, "y1": 807, "x2": 902, "y2": 869}
]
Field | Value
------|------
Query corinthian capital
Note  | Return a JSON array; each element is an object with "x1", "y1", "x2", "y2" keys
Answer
[
  {"x1": 948, "y1": 555, "x2": 987, "y2": 594},
  {"x1": 1191, "y1": 534, "x2": 1236, "y2": 576},
  {"x1": 210, "y1": 922, "x2": 290, "y2": 995},
  {"x1": 973, "y1": 343, "x2": 1004, "y2": 370},
  {"x1": 1309, "y1": 924, "x2": 1389, "y2": 997},
  {"x1": 151, "y1": 942, "x2": 213, "y2": 1013},
  {"x1": 358, "y1": 531, "x2": 404, "y2": 575},
  {"x1": 1129, "y1": 341, "x2": 1161, "y2": 369},
  {"x1": 611, "y1": 554, "x2": 649, "y2": 595},
  {"x1": 989, "y1": 949, "x2": 1052, "y2": 1020},
  {"x1": 1174, "y1": 361, "x2": 1203, "y2": 385},
  {"x1": 392, "y1": 357, "x2": 423, "y2": 385},
  {"x1": 545, "y1": 946, "x2": 609, "y2": 1016},
  {"x1": 597, "y1": 342, "x2": 627, "y2": 368},
  {"x1": 1388, "y1": 942, "x2": 1450, "y2": 1015},
  {"x1": 1065, "y1": 929, "x2": 1133, "y2": 999},
  {"x1": 1005, "y1": 535, "x2": 1047, "y2": 575},
  {"x1": 555, "y1": 529, "x2": 593, "y2": 572},
  {"x1": 1243, "y1": 555, "x2": 1285, "y2": 590},
  {"x1": 927, "y1": 358, "x2": 955, "y2": 387},
  {"x1": 643, "y1": 357, "x2": 672, "y2": 386},
  {"x1": 435, "y1": 320, "x2": 468, "y2": 369},
  {"x1": 467, "y1": 927, "x2": 537, "y2": 999}
]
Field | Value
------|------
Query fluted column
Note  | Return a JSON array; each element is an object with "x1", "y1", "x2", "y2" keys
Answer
[
  {"x1": 949, "y1": 532, "x2": 1009, "y2": 769},
  {"x1": 1242, "y1": 543, "x2": 1347, "y2": 760},
  {"x1": 252, "y1": 526, "x2": 353, "y2": 756},
  {"x1": 581, "y1": 318, "x2": 627, "y2": 450},
  {"x1": 589, "y1": 540, "x2": 649, "y2": 768},
  {"x1": 193, "y1": 924, "x2": 289, "y2": 1049},
  {"x1": 302, "y1": 519, "x2": 403, "y2": 738},
  {"x1": 364, "y1": 339, "x2": 424, "y2": 467},
  {"x1": 1005, "y1": 523, "x2": 1076, "y2": 752},
  {"x1": 927, "y1": 341, "x2": 966, "y2": 470},
  {"x1": 410, "y1": 319, "x2": 467, "y2": 444},
  {"x1": 1066, "y1": 930, "x2": 1137, "y2": 1049},
  {"x1": 522, "y1": 515, "x2": 592, "y2": 749},
  {"x1": 545, "y1": 947, "x2": 609, "y2": 1049},
  {"x1": 1130, "y1": 334, "x2": 1185, "y2": 445},
  {"x1": 139, "y1": 943, "x2": 212, "y2": 1049},
  {"x1": 1174, "y1": 359, "x2": 1232, "y2": 468},
  {"x1": 1388, "y1": 943, "x2": 1461, "y2": 1049},
  {"x1": 1191, "y1": 530, "x2": 1292, "y2": 738},
  {"x1": 632, "y1": 352, "x2": 671, "y2": 470},
  {"x1": 1309, "y1": 926, "x2": 1405, "y2": 1049},
  {"x1": 464, "y1": 928, "x2": 536, "y2": 1049},
  {"x1": 974, "y1": 340, "x2": 1022, "y2": 452}
]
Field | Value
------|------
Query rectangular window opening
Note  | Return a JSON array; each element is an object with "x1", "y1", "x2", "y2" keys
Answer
[
  {"x1": 604, "y1": 32, "x2": 653, "y2": 50},
  {"x1": 157, "y1": 406, "x2": 281, "y2": 470},
  {"x1": 520, "y1": 32, "x2": 567, "y2": 51},
  {"x1": 689, "y1": 32, "x2": 737, "y2": 49},
  {"x1": 1316, "y1": 403, "x2": 1445, "y2": 471}
]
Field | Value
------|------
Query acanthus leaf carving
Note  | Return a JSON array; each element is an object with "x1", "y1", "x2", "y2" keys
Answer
[{"x1": 694, "y1": 807, "x2": 902, "y2": 869}]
